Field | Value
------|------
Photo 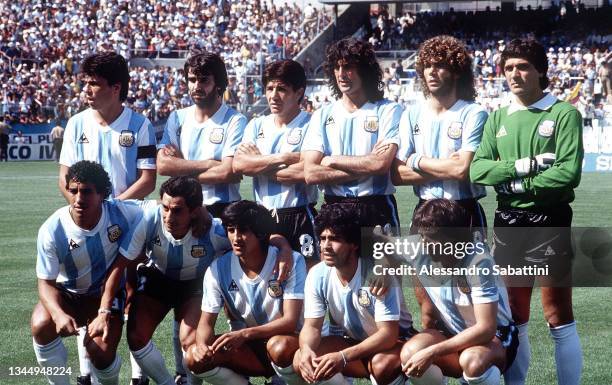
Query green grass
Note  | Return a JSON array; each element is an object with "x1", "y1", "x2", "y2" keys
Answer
[{"x1": 0, "y1": 162, "x2": 610, "y2": 384}]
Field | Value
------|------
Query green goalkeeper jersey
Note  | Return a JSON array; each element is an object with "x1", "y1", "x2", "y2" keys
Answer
[{"x1": 470, "y1": 93, "x2": 583, "y2": 209}]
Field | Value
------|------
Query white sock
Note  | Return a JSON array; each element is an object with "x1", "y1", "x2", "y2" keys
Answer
[
  {"x1": 271, "y1": 362, "x2": 307, "y2": 385},
  {"x1": 319, "y1": 373, "x2": 351, "y2": 385},
  {"x1": 131, "y1": 340, "x2": 174, "y2": 385},
  {"x1": 129, "y1": 351, "x2": 144, "y2": 379},
  {"x1": 33, "y1": 337, "x2": 70, "y2": 385},
  {"x1": 77, "y1": 327, "x2": 92, "y2": 377},
  {"x1": 464, "y1": 366, "x2": 501, "y2": 385},
  {"x1": 409, "y1": 364, "x2": 446, "y2": 385},
  {"x1": 173, "y1": 320, "x2": 187, "y2": 376},
  {"x1": 91, "y1": 355, "x2": 121, "y2": 385},
  {"x1": 194, "y1": 367, "x2": 249, "y2": 385},
  {"x1": 504, "y1": 322, "x2": 530, "y2": 385},
  {"x1": 550, "y1": 321, "x2": 582, "y2": 385}
]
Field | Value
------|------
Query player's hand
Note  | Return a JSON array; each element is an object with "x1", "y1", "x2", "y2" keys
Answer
[
  {"x1": 190, "y1": 342, "x2": 214, "y2": 364},
  {"x1": 163, "y1": 144, "x2": 183, "y2": 158},
  {"x1": 313, "y1": 351, "x2": 344, "y2": 381},
  {"x1": 210, "y1": 330, "x2": 247, "y2": 353},
  {"x1": 297, "y1": 347, "x2": 319, "y2": 383},
  {"x1": 52, "y1": 312, "x2": 79, "y2": 337},
  {"x1": 236, "y1": 142, "x2": 261, "y2": 155},
  {"x1": 514, "y1": 153, "x2": 555, "y2": 176},
  {"x1": 191, "y1": 206, "x2": 212, "y2": 237},
  {"x1": 84, "y1": 313, "x2": 111, "y2": 344},
  {"x1": 368, "y1": 275, "x2": 389, "y2": 297},
  {"x1": 402, "y1": 346, "x2": 435, "y2": 378},
  {"x1": 495, "y1": 178, "x2": 525, "y2": 195},
  {"x1": 372, "y1": 141, "x2": 391, "y2": 156},
  {"x1": 274, "y1": 246, "x2": 293, "y2": 283},
  {"x1": 320, "y1": 156, "x2": 333, "y2": 168},
  {"x1": 534, "y1": 153, "x2": 556, "y2": 171}
]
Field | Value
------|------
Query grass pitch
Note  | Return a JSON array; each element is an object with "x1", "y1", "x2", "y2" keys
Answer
[{"x1": 0, "y1": 161, "x2": 610, "y2": 384}]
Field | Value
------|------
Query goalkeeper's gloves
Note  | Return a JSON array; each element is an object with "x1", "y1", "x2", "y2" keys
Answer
[
  {"x1": 495, "y1": 179, "x2": 525, "y2": 195},
  {"x1": 514, "y1": 153, "x2": 556, "y2": 176}
]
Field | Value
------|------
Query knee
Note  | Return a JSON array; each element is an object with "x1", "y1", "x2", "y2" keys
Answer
[
  {"x1": 266, "y1": 336, "x2": 297, "y2": 367},
  {"x1": 30, "y1": 304, "x2": 55, "y2": 342},
  {"x1": 400, "y1": 341, "x2": 419, "y2": 364},
  {"x1": 126, "y1": 325, "x2": 148, "y2": 351},
  {"x1": 369, "y1": 353, "x2": 398, "y2": 382},
  {"x1": 459, "y1": 350, "x2": 488, "y2": 378},
  {"x1": 87, "y1": 342, "x2": 116, "y2": 370}
]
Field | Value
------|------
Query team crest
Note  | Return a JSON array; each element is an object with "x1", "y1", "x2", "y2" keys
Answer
[
  {"x1": 357, "y1": 289, "x2": 372, "y2": 307},
  {"x1": 448, "y1": 122, "x2": 463, "y2": 139},
  {"x1": 118, "y1": 130, "x2": 135, "y2": 147},
  {"x1": 228, "y1": 279, "x2": 239, "y2": 292},
  {"x1": 209, "y1": 127, "x2": 224, "y2": 144},
  {"x1": 69, "y1": 239, "x2": 80, "y2": 250},
  {"x1": 325, "y1": 116, "x2": 335, "y2": 127},
  {"x1": 538, "y1": 120, "x2": 555, "y2": 137},
  {"x1": 191, "y1": 245, "x2": 206, "y2": 258},
  {"x1": 78, "y1": 132, "x2": 89, "y2": 143},
  {"x1": 268, "y1": 279, "x2": 283, "y2": 298},
  {"x1": 456, "y1": 276, "x2": 471, "y2": 295},
  {"x1": 286, "y1": 129, "x2": 302, "y2": 145},
  {"x1": 363, "y1": 117, "x2": 379, "y2": 133},
  {"x1": 107, "y1": 224, "x2": 122, "y2": 243},
  {"x1": 412, "y1": 123, "x2": 420, "y2": 135}
]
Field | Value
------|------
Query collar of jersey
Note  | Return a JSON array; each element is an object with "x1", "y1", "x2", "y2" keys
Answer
[
  {"x1": 189, "y1": 103, "x2": 228, "y2": 129},
  {"x1": 332, "y1": 258, "x2": 361, "y2": 290},
  {"x1": 232, "y1": 245, "x2": 277, "y2": 284},
  {"x1": 507, "y1": 93, "x2": 557, "y2": 115},
  {"x1": 88, "y1": 107, "x2": 128, "y2": 132},
  {"x1": 65, "y1": 200, "x2": 108, "y2": 236},
  {"x1": 337, "y1": 100, "x2": 376, "y2": 118}
]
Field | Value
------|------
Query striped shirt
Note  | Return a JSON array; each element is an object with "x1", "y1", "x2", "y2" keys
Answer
[
  {"x1": 397, "y1": 100, "x2": 487, "y2": 200},
  {"x1": 202, "y1": 247, "x2": 306, "y2": 327},
  {"x1": 304, "y1": 259, "x2": 413, "y2": 341},
  {"x1": 123, "y1": 201, "x2": 231, "y2": 281},
  {"x1": 242, "y1": 111, "x2": 317, "y2": 209},
  {"x1": 59, "y1": 107, "x2": 157, "y2": 197},
  {"x1": 160, "y1": 104, "x2": 246, "y2": 205},
  {"x1": 302, "y1": 99, "x2": 402, "y2": 197},
  {"x1": 36, "y1": 199, "x2": 142, "y2": 295}
]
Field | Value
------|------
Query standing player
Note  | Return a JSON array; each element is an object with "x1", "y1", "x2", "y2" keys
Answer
[
  {"x1": 157, "y1": 51, "x2": 246, "y2": 218},
  {"x1": 57, "y1": 52, "x2": 157, "y2": 385},
  {"x1": 31, "y1": 161, "x2": 143, "y2": 385},
  {"x1": 184, "y1": 200, "x2": 306, "y2": 385},
  {"x1": 391, "y1": 35, "x2": 488, "y2": 233},
  {"x1": 470, "y1": 38, "x2": 583, "y2": 385},
  {"x1": 233, "y1": 59, "x2": 319, "y2": 266},
  {"x1": 280, "y1": 203, "x2": 413, "y2": 385},
  {"x1": 400, "y1": 199, "x2": 517, "y2": 385},
  {"x1": 123, "y1": 176, "x2": 231, "y2": 385},
  {"x1": 301, "y1": 38, "x2": 402, "y2": 232}
]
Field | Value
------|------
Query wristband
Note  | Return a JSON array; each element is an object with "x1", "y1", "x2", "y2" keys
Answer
[
  {"x1": 339, "y1": 350, "x2": 348, "y2": 368},
  {"x1": 98, "y1": 308, "x2": 112, "y2": 315}
]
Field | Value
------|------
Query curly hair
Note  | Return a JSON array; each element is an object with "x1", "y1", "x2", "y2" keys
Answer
[
  {"x1": 416, "y1": 35, "x2": 476, "y2": 101},
  {"x1": 323, "y1": 38, "x2": 384, "y2": 102},
  {"x1": 184, "y1": 51, "x2": 229, "y2": 96},
  {"x1": 500, "y1": 38, "x2": 549, "y2": 90},
  {"x1": 65, "y1": 161, "x2": 112, "y2": 199},
  {"x1": 314, "y1": 203, "x2": 362, "y2": 249},
  {"x1": 221, "y1": 200, "x2": 274, "y2": 253},
  {"x1": 81, "y1": 52, "x2": 130, "y2": 101},
  {"x1": 159, "y1": 176, "x2": 203, "y2": 210}
]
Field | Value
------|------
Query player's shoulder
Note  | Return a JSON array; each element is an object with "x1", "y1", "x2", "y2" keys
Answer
[
  {"x1": 458, "y1": 99, "x2": 488, "y2": 116},
  {"x1": 307, "y1": 260, "x2": 332, "y2": 280},
  {"x1": 39, "y1": 206, "x2": 70, "y2": 235},
  {"x1": 106, "y1": 198, "x2": 143, "y2": 220},
  {"x1": 65, "y1": 108, "x2": 91, "y2": 126},
  {"x1": 550, "y1": 98, "x2": 580, "y2": 116},
  {"x1": 209, "y1": 217, "x2": 227, "y2": 237}
]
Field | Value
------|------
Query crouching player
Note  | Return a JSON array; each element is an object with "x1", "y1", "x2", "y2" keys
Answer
[
  {"x1": 277, "y1": 203, "x2": 414, "y2": 385},
  {"x1": 185, "y1": 200, "x2": 306, "y2": 384},
  {"x1": 122, "y1": 176, "x2": 231, "y2": 385},
  {"x1": 401, "y1": 199, "x2": 517, "y2": 385},
  {"x1": 31, "y1": 161, "x2": 143, "y2": 385}
]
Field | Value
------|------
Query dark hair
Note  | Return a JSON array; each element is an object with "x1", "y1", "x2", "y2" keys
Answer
[
  {"x1": 416, "y1": 35, "x2": 476, "y2": 101},
  {"x1": 324, "y1": 38, "x2": 384, "y2": 101},
  {"x1": 500, "y1": 38, "x2": 549, "y2": 89},
  {"x1": 315, "y1": 203, "x2": 361, "y2": 248},
  {"x1": 262, "y1": 60, "x2": 306, "y2": 100},
  {"x1": 65, "y1": 161, "x2": 112, "y2": 199},
  {"x1": 221, "y1": 200, "x2": 273, "y2": 252},
  {"x1": 412, "y1": 199, "x2": 472, "y2": 244},
  {"x1": 159, "y1": 176, "x2": 203, "y2": 210},
  {"x1": 184, "y1": 51, "x2": 229, "y2": 96},
  {"x1": 81, "y1": 52, "x2": 130, "y2": 101}
]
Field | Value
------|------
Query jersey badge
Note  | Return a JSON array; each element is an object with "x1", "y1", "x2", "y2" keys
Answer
[
  {"x1": 538, "y1": 120, "x2": 555, "y2": 137},
  {"x1": 287, "y1": 129, "x2": 302, "y2": 145},
  {"x1": 448, "y1": 122, "x2": 463, "y2": 139},
  {"x1": 78, "y1": 132, "x2": 89, "y2": 143},
  {"x1": 209, "y1": 127, "x2": 224, "y2": 144},
  {"x1": 228, "y1": 279, "x2": 239, "y2": 292},
  {"x1": 69, "y1": 239, "x2": 80, "y2": 250},
  {"x1": 357, "y1": 289, "x2": 372, "y2": 307},
  {"x1": 191, "y1": 245, "x2": 206, "y2": 258},
  {"x1": 496, "y1": 126, "x2": 508, "y2": 138},
  {"x1": 107, "y1": 224, "x2": 122, "y2": 243},
  {"x1": 268, "y1": 279, "x2": 283, "y2": 298},
  {"x1": 119, "y1": 130, "x2": 135, "y2": 147},
  {"x1": 364, "y1": 117, "x2": 379, "y2": 133}
]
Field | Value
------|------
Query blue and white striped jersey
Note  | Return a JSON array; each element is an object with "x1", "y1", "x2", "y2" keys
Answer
[
  {"x1": 302, "y1": 99, "x2": 402, "y2": 197},
  {"x1": 202, "y1": 247, "x2": 306, "y2": 327},
  {"x1": 242, "y1": 111, "x2": 317, "y2": 209},
  {"x1": 36, "y1": 199, "x2": 143, "y2": 295},
  {"x1": 413, "y1": 250, "x2": 513, "y2": 335},
  {"x1": 123, "y1": 201, "x2": 231, "y2": 281},
  {"x1": 397, "y1": 100, "x2": 487, "y2": 200},
  {"x1": 159, "y1": 104, "x2": 246, "y2": 205},
  {"x1": 59, "y1": 107, "x2": 157, "y2": 197},
  {"x1": 304, "y1": 259, "x2": 413, "y2": 341}
]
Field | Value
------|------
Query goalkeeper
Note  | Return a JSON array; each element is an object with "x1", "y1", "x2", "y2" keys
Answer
[{"x1": 470, "y1": 38, "x2": 583, "y2": 385}]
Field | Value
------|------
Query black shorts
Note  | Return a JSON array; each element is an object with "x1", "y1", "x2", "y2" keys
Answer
[
  {"x1": 493, "y1": 204, "x2": 573, "y2": 281},
  {"x1": 60, "y1": 288, "x2": 125, "y2": 327},
  {"x1": 206, "y1": 201, "x2": 236, "y2": 218},
  {"x1": 243, "y1": 339, "x2": 274, "y2": 375},
  {"x1": 270, "y1": 204, "x2": 318, "y2": 261},
  {"x1": 410, "y1": 198, "x2": 488, "y2": 239},
  {"x1": 323, "y1": 194, "x2": 401, "y2": 233},
  {"x1": 136, "y1": 263, "x2": 202, "y2": 309}
]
